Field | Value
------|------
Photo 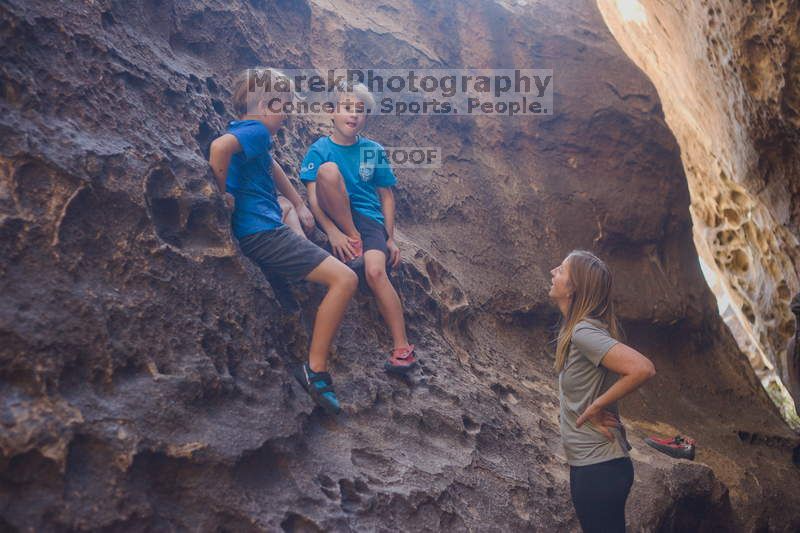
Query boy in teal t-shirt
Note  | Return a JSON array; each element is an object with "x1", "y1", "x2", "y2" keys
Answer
[{"x1": 301, "y1": 82, "x2": 417, "y2": 374}]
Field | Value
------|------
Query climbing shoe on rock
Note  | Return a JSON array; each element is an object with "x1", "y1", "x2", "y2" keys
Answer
[
  {"x1": 644, "y1": 435, "x2": 696, "y2": 460},
  {"x1": 293, "y1": 363, "x2": 341, "y2": 415},
  {"x1": 384, "y1": 344, "x2": 418, "y2": 374}
]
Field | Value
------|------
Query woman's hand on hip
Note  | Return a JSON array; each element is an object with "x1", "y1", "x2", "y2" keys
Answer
[{"x1": 576, "y1": 402, "x2": 619, "y2": 442}]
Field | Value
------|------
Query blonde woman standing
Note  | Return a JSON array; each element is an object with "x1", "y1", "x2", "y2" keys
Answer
[{"x1": 549, "y1": 250, "x2": 656, "y2": 532}]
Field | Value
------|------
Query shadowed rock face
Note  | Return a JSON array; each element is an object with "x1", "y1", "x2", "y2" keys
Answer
[
  {"x1": 0, "y1": 0, "x2": 798, "y2": 531},
  {"x1": 597, "y1": 0, "x2": 800, "y2": 425}
]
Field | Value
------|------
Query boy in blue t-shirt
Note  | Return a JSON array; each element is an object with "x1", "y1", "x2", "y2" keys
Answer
[
  {"x1": 209, "y1": 68, "x2": 358, "y2": 414},
  {"x1": 300, "y1": 82, "x2": 418, "y2": 374}
]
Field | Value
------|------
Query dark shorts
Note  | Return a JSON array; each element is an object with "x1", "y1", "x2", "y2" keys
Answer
[
  {"x1": 352, "y1": 210, "x2": 389, "y2": 256},
  {"x1": 238, "y1": 225, "x2": 330, "y2": 281}
]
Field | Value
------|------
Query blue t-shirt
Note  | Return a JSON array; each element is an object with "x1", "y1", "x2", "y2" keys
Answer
[
  {"x1": 300, "y1": 136, "x2": 396, "y2": 225},
  {"x1": 225, "y1": 120, "x2": 284, "y2": 238}
]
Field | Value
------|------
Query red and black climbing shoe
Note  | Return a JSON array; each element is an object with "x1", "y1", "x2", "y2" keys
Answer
[
  {"x1": 384, "y1": 344, "x2": 418, "y2": 374},
  {"x1": 644, "y1": 435, "x2": 696, "y2": 460}
]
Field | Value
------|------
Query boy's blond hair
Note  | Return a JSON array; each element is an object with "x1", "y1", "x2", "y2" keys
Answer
[
  {"x1": 333, "y1": 80, "x2": 376, "y2": 112},
  {"x1": 231, "y1": 67, "x2": 297, "y2": 117}
]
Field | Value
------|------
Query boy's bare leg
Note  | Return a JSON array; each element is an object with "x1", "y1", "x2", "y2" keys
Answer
[
  {"x1": 364, "y1": 250, "x2": 409, "y2": 349},
  {"x1": 304, "y1": 256, "x2": 359, "y2": 372},
  {"x1": 278, "y1": 196, "x2": 305, "y2": 237},
  {"x1": 263, "y1": 197, "x2": 303, "y2": 313},
  {"x1": 316, "y1": 162, "x2": 360, "y2": 239}
]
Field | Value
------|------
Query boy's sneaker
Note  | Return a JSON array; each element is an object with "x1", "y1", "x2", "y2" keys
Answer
[
  {"x1": 292, "y1": 363, "x2": 341, "y2": 415},
  {"x1": 644, "y1": 435, "x2": 696, "y2": 460},
  {"x1": 384, "y1": 344, "x2": 418, "y2": 374}
]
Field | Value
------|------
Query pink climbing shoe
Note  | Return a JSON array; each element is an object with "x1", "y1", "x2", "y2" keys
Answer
[{"x1": 384, "y1": 344, "x2": 418, "y2": 374}]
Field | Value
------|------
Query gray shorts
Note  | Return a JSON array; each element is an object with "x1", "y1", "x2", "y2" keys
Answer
[
  {"x1": 352, "y1": 210, "x2": 389, "y2": 257},
  {"x1": 238, "y1": 225, "x2": 330, "y2": 281}
]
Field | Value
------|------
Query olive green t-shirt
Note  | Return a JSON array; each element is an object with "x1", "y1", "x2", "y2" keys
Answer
[{"x1": 559, "y1": 318, "x2": 631, "y2": 466}]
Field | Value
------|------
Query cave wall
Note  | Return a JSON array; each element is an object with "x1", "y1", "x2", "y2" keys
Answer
[
  {"x1": 1, "y1": 0, "x2": 799, "y2": 531},
  {"x1": 597, "y1": 0, "x2": 800, "y2": 424}
]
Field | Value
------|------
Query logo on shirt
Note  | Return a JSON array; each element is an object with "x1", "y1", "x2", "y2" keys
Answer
[
  {"x1": 302, "y1": 162, "x2": 315, "y2": 173},
  {"x1": 358, "y1": 163, "x2": 374, "y2": 182}
]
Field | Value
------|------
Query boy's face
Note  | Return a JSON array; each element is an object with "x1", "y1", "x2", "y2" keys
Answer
[
  {"x1": 255, "y1": 96, "x2": 287, "y2": 134},
  {"x1": 331, "y1": 95, "x2": 366, "y2": 139}
]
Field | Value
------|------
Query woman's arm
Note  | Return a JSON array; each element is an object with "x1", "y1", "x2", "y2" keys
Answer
[{"x1": 576, "y1": 342, "x2": 656, "y2": 431}]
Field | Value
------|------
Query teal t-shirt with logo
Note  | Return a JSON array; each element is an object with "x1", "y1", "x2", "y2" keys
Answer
[{"x1": 300, "y1": 136, "x2": 396, "y2": 225}]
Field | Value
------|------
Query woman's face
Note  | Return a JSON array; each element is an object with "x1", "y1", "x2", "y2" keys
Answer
[{"x1": 549, "y1": 257, "x2": 573, "y2": 300}]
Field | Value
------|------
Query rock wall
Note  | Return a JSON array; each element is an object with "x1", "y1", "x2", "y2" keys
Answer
[
  {"x1": 1, "y1": 0, "x2": 798, "y2": 531},
  {"x1": 597, "y1": 0, "x2": 800, "y2": 425}
]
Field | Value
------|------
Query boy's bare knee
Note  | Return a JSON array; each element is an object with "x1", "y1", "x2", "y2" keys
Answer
[
  {"x1": 317, "y1": 162, "x2": 341, "y2": 186},
  {"x1": 365, "y1": 264, "x2": 387, "y2": 285},
  {"x1": 339, "y1": 267, "x2": 359, "y2": 292}
]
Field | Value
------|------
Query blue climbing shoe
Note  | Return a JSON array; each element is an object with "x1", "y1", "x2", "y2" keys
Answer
[{"x1": 292, "y1": 363, "x2": 341, "y2": 415}]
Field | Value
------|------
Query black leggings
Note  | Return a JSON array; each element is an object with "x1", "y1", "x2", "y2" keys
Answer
[{"x1": 569, "y1": 457, "x2": 634, "y2": 533}]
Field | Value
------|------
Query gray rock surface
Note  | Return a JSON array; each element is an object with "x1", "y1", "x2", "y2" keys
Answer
[{"x1": 1, "y1": 0, "x2": 798, "y2": 531}]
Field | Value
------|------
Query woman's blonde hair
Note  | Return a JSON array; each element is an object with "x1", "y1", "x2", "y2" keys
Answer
[{"x1": 554, "y1": 250, "x2": 621, "y2": 372}]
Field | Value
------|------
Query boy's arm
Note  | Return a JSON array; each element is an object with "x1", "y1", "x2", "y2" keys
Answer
[
  {"x1": 378, "y1": 186, "x2": 400, "y2": 267},
  {"x1": 209, "y1": 134, "x2": 241, "y2": 210},
  {"x1": 305, "y1": 181, "x2": 339, "y2": 236},
  {"x1": 272, "y1": 159, "x2": 314, "y2": 230},
  {"x1": 208, "y1": 134, "x2": 241, "y2": 199},
  {"x1": 305, "y1": 181, "x2": 358, "y2": 261}
]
